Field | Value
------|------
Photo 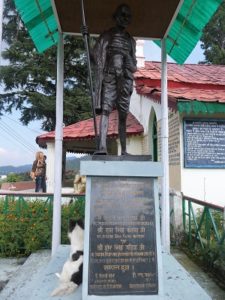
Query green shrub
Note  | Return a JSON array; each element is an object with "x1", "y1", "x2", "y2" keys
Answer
[
  {"x1": 61, "y1": 198, "x2": 85, "y2": 244},
  {"x1": 180, "y1": 207, "x2": 225, "y2": 287},
  {"x1": 0, "y1": 197, "x2": 85, "y2": 257}
]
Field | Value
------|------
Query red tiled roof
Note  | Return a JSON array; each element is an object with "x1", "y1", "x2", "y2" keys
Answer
[
  {"x1": 37, "y1": 62, "x2": 225, "y2": 145},
  {"x1": 135, "y1": 62, "x2": 225, "y2": 86},
  {"x1": 1, "y1": 181, "x2": 35, "y2": 191},
  {"x1": 135, "y1": 62, "x2": 225, "y2": 107},
  {"x1": 37, "y1": 110, "x2": 143, "y2": 144}
]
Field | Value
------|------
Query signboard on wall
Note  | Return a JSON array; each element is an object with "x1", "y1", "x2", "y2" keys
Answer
[{"x1": 184, "y1": 119, "x2": 225, "y2": 168}]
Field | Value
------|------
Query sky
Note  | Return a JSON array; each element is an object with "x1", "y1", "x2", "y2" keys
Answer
[
  {"x1": 144, "y1": 40, "x2": 205, "y2": 63},
  {"x1": 0, "y1": 40, "x2": 205, "y2": 167},
  {"x1": 0, "y1": 111, "x2": 45, "y2": 167}
]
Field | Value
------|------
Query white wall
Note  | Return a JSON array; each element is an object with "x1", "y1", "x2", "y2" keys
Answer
[
  {"x1": 118, "y1": 135, "x2": 143, "y2": 155},
  {"x1": 130, "y1": 89, "x2": 161, "y2": 134},
  {"x1": 181, "y1": 168, "x2": 225, "y2": 206}
]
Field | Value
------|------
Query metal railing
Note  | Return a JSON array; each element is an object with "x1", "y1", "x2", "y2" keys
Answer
[
  {"x1": 182, "y1": 194, "x2": 225, "y2": 249},
  {"x1": 0, "y1": 191, "x2": 85, "y2": 216}
]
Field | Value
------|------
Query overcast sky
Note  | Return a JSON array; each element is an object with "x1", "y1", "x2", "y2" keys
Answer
[{"x1": 0, "y1": 40, "x2": 205, "y2": 167}]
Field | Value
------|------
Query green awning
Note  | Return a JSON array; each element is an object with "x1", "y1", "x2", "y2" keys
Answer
[
  {"x1": 155, "y1": 0, "x2": 223, "y2": 64},
  {"x1": 14, "y1": 0, "x2": 58, "y2": 53},
  {"x1": 13, "y1": 0, "x2": 223, "y2": 63},
  {"x1": 178, "y1": 101, "x2": 225, "y2": 114}
]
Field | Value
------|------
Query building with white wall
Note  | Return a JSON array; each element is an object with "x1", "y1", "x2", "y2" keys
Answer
[
  {"x1": 37, "y1": 110, "x2": 144, "y2": 192},
  {"x1": 133, "y1": 59, "x2": 225, "y2": 207},
  {"x1": 36, "y1": 43, "x2": 225, "y2": 207}
]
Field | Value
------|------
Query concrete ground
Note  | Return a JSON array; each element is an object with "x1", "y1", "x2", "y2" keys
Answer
[
  {"x1": 172, "y1": 249, "x2": 225, "y2": 300},
  {"x1": 1, "y1": 247, "x2": 224, "y2": 300},
  {"x1": 0, "y1": 250, "x2": 51, "y2": 298},
  {"x1": 0, "y1": 257, "x2": 26, "y2": 292}
]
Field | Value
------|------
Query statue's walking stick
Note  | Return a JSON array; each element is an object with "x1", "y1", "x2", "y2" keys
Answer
[{"x1": 80, "y1": 0, "x2": 98, "y2": 150}]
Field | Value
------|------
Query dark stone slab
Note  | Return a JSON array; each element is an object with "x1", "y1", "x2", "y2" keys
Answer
[
  {"x1": 84, "y1": 155, "x2": 152, "y2": 161},
  {"x1": 88, "y1": 176, "x2": 158, "y2": 296}
]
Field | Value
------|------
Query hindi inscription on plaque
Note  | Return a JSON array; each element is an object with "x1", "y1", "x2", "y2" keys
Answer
[
  {"x1": 184, "y1": 119, "x2": 225, "y2": 168},
  {"x1": 88, "y1": 176, "x2": 158, "y2": 296}
]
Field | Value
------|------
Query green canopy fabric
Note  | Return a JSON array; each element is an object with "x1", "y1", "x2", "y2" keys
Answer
[
  {"x1": 14, "y1": 0, "x2": 58, "y2": 53},
  {"x1": 177, "y1": 101, "x2": 225, "y2": 114},
  {"x1": 155, "y1": 0, "x2": 223, "y2": 64},
  {"x1": 14, "y1": 0, "x2": 223, "y2": 63}
]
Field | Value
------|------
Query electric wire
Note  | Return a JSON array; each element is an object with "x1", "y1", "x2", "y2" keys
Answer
[
  {"x1": 0, "y1": 121, "x2": 38, "y2": 153},
  {"x1": 0, "y1": 120, "x2": 37, "y2": 152},
  {"x1": 0, "y1": 124, "x2": 36, "y2": 154},
  {"x1": 3, "y1": 115, "x2": 42, "y2": 134},
  {"x1": 0, "y1": 127, "x2": 34, "y2": 155}
]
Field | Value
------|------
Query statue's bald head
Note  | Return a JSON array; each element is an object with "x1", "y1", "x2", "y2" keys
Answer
[{"x1": 113, "y1": 4, "x2": 132, "y2": 28}]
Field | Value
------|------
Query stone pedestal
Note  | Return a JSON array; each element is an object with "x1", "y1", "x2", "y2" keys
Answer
[{"x1": 81, "y1": 156, "x2": 164, "y2": 299}]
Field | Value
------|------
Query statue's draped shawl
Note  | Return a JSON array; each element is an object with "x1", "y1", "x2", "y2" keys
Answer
[{"x1": 92, "y1": 28, "x2": 136, "y2": 113}]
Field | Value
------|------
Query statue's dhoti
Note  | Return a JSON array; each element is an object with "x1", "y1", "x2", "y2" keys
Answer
[{"x1": 101, "y1": 72, "x2": 133, "y2": 114}]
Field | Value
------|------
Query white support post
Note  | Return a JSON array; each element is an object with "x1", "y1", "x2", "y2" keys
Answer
[
  {"x1": 0, "y1": 0, "x2": 3, "y2": 63},
  {"x1": 223, "y1": 206, "x2": 225, "y2": 231},
  {"x1": 46, "y1": 142, "x2": 55, "y2": 193},
  {"x1": 52, "y1": 32, "x2": 64, "y2": 257},
  {"x1": 161, "y1": 38, "x2": 170, "y2": 253}
]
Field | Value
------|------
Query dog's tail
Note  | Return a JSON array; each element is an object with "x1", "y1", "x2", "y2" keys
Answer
[{"x1": 51, "y1": 282, "x2": 78, "y2": 297}]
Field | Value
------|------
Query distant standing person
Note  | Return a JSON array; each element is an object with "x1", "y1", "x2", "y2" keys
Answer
[{"x1": 31, "y1": 151, "x2": 46, "y2": 192}]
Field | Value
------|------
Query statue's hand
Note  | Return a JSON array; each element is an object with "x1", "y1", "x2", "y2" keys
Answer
[
  {"x1": 124, "y1": 55, "x2": 137, "y2": 73},
  {"x1": 117, "y1": 74, "x2": 125, "y2": 94},
  {"x1": 81, "y1": 25, "x2": 89, "y2": 36}
]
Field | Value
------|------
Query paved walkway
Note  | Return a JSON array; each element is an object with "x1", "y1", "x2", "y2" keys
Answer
[
  {"x1": 1, "y1": 246, "x2": 222, "y2": 300},
  {"x1": 0, "y1": 250, "x2": 51, "y2": 298},
  {"x1": 172, "y1": 249, "x2": 225, "y2": 300},
  {"x1": 0, "y1": 257, "x2": 26, "y2": 292}
]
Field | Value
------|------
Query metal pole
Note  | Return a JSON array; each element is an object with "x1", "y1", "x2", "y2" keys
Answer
[
  {"x1": 0, "y1": 0, "x2": 4, "y2": 64},
  {"x1": 223, "y1": 206, "x2": 225, "y2": 231},
  {"x1": 80, "y1": 0, "x2": 98, "y2": 149},
  {"x1": 51, "y1": 32, "x2": 64, "y2": 257},
  {"x1": 161, "y1": 38, "x2": 170, "y2": 253}
]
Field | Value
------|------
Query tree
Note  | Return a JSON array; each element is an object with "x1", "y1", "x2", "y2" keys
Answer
[
  {"x1": 0, "y1": 0, "x2": 92, "y2": 131},
  {"x1": 6, "y1": 173, "x2": 22, "y2": 182},
  {"x1": 200, "y1": 1, "x2": 225, "y2": 64}
]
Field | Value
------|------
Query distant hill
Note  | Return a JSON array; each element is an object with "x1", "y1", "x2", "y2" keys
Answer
[
  {"x1": 66, "y1": 157, "x2": 80, "y2": 172},
  {"x1": 0, "y1": 157, "x2": 82, "y2": 175},
  {"x1": 0, "y1": 164, "x2": 32, "y2": 175}
]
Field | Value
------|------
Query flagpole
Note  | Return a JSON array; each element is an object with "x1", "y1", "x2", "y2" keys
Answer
[{"x1": 80, "y1": 0, "x2": 98, "y2": 149}]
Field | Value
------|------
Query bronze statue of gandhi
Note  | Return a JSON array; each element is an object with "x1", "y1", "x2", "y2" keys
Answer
[{"x1": 82, "y1": 4, "x2": 137, "y2": 155}]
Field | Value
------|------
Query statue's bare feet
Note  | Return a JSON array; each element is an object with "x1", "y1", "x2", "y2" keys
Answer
[
  {"x1": 121, "y1": 151, "x2": 131, "y2": 156},
  {"x1": 93, "y1": 149, "x2": 108, "y2": 155}
]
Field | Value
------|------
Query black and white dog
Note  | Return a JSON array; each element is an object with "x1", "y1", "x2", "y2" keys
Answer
[{"x1": 51, "y1": 219, "x2": 84, "y2": 296}]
